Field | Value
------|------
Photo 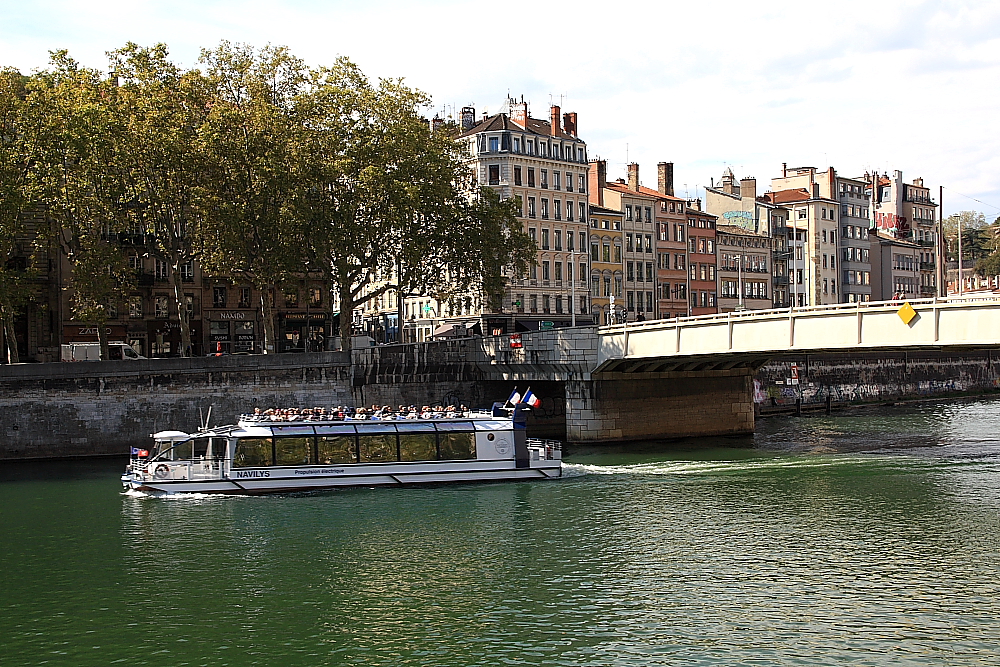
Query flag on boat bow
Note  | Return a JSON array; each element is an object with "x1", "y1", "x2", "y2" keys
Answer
[{"x1": 523, "y1": 389, "x2": 541, "y2": 408}]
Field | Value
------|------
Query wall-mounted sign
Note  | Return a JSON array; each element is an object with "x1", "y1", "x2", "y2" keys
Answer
[{"x1": 217, "y1": 311, "x2": 249, "y2": 320}]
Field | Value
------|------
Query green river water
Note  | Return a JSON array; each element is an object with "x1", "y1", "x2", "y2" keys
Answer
[{"x1": 2, "y1": 397, "x2": 1000, "y2": 666}]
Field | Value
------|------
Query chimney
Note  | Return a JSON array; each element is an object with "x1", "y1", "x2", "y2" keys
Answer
[
  {"x1": 429, "y1": 116, "x2": 444, "y2": 133},
  {"x1": 550, "y1": 105, "x2": 561, "y2": 137},
  {"x1": 562, "y1": 112, "x2": 577, "y2": 137},
  {"x1": 628, "y1": 163, "x2": 639, "y2": 192},
  {"x1": 510, "y1": 97, "x2": 528, "y2": 126},
  {"x1": 589, "y1": 160, "x2": 606, "y2": 207},
  {"x1": 812, "y1": 182, "x2": 820, "y2": 198},
  {"x1": 782, "y1": 162, "x2": 787, "y2": 177},
  {"x1": 460, "y1": 106, "x2": 475, "y2": 131},
  {"x1": 740, "y1": 177, "x2": 756, "y2": 201},
  {"x1": 657, "y1": 162, "x2": 674, "y2": 196}
]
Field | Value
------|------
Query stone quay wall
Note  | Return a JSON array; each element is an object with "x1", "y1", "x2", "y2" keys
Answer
[{"x1": 755, "y1": 350, "x2": 1000, "y2": 407}]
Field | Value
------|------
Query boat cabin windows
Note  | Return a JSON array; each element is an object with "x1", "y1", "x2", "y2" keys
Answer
[
  {"x1": 233, "y1": 437, "x2": 273, "y2": 467},
  {"x1": 396, "y1": 422, "x2": 437, "y2": 462},
  {"x1": 230, "y1": 422, "x2": 481, "y2": 468}
]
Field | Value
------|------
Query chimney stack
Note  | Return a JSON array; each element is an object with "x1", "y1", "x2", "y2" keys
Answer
[
  {"x1": 812, "y1": 182, "x2": 820, "y2": 198},
  {"x1": 460, "y1": 106, "x2": 475, "y2": 131},
  {"x1": 589, "y1": 160, "x2": 606, "y2": 207},
  {"x1": 628, "y1": 163, "x2": 639, "y2": 192},
  {"x1": 550, "y1": 105, "x2": 561, "y2": 137},
  {"x1": 657, "y1": 162, "x2": 674, "y2": 196},
  {"x1": 510, "y1": 97, "x2": 528, "y2": 126},
  {"x1": 782, "y1": 162, "x2": 787, "y2": 177},
  {"x1": 740, "y1": 177, "x2": 756, "y2": 201},
  {"x1": 562, "y1": 112, "x2": 577, "y2": 137}
]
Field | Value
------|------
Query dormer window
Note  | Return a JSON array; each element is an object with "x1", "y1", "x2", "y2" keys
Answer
[{"x1": 488, "y1": 136, "x2": 499, "y2": 152}]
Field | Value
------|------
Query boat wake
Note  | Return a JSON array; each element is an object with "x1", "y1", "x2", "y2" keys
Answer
[{"x1": 562, "y1": 455, "x2": 892, "y2": 478}]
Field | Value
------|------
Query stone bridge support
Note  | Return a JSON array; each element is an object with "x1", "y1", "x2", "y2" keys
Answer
[{"x1": 565, "y1": 369, "x2": 755, "y2": 443}]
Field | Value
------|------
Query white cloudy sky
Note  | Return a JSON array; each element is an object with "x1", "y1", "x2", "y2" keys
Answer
[{"x1": 3, "y1": 0, "x2": 998, "y2": 219}]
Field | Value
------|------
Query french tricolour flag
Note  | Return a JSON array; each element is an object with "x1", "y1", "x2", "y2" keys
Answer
[
  {"x1": 507, "y1": 388, "x2": 521, "y2": 406},
  {"x1": 523, "y1": 389, "x2": 541, "y2": 408}
]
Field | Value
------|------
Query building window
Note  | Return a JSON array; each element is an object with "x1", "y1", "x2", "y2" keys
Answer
[
  {"x1": 513, "y1": 166, "x2": 522, "y2": 186},
  {"x1": 488, "y1": 164, "x2": 500, "y2": 185},
  {"x1": 542, "y1": 261, "x2": 550, "y2": 281},
  {"x1": 553, "y1": 171, "x2": 561, "y2": 190},
  {"x1": 180, "y1": 261, "x2": 194, "y2": 282},
  {"x1": 555, "y1": 295, "x2": 563, "y2": 314},
  {"x1": 527, "y1": 168, "x2": 535, "y2": 187},
  {"x1": 155, "y1": 295, "x2": 169, "y2": 319},
  {"x1": 554, "y1": 200, "x2": 562, "y2": 220},
  {"x1": 625, "y1": 206, "x2": 633, "y2": 221},
  {"x1": 578, "y1": 175, "x2": 586, "y2": 193},
  {"x1": 603, "y1": 242, "x2": 611, "y2": 263},
  {"x1": 555, "y1": 261, "x2": 563, "y2": 281},
  {"x1": 129, "y1": 296, "x2": 143, "y2": 319},
  {"x1": 528, "y1": 197, "x2": 536, "y2": 218},
  {"x1": 591, "y1": 241, "x2": 599, "y2": 261},
  {"x1": 239, "y1": 287, "x2": 252, "y2": 308},
  {"x1": 128, "y1": 254, "x2": 142, "y2": 271},
  {"x1": 541, "y1": 199, "x2": 549, "y2": 219},
  {"x1": 154, "y1": 258, "x2": 169, "y2": 280},
  {"x1": 213, "y1": 286, "x2": 227, "y2": 308},
  {"x1": 542, "y1": 295, "x2": 551, "y2": 313},
  {"x1": 645, "y1": 234, "x2": 653, "y2": 253},
  {"x1": 566, "y1": 201, "x2": 574, "y2": 221},
  {"x1": 489, "y1": 137, "x2": 499, "y2": 152},
  {"x1": 541, "y1": 229, "x2": 550, "y2": 250},
  {"x1": 566, "y1": 172, "x2": 573, "y2": 192},
  {"x1": 554, "y1": 230, "x2": 562, "y2": 251},
  {"x1": 627, "y1": 291, "x2": 635, "y2": 312},
  {"x1": 285, "y1": 290, "x2": 299, "y2": 307},
  {"x1": 540, "y1": 170, "x2": 548, "y2": 188},
  {"x1": 645, "y1": 207, "x2": 652, "y2": 223},
  {"x1": 310, "y1": 287, "x2": 322, "y2": 306},
  {"x1": 579, "y1": 202, "x2": 587, "y2": 224}
]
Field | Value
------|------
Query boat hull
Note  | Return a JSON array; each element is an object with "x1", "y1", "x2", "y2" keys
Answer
[{"x1": 123, "y1": 459, "x2": 561, "y2": 495}]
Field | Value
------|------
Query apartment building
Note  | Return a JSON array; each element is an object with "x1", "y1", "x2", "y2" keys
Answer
[
  {"x1": 587, "y1": 204, "x2": 625, "y2": 324},
  {"x1": 872, "y1": 170, "x2": 939, "y2": 297},
  {"x1": 590, "y1": 161, "x2": 659, "y2": 322},
  {"x1": 686, "y1": 203, "x2": 719, "y2": 315},
  {"x1": 870, "y1": 231, "x2": 921, "y2": 301},
  {"x1": 705, "y1": 170, "x2": 790, "y2": 308},
  {"x1": 761, "y1": 176, "x2": 841, "y2": 306},
  {"x1": 716, "y1": 225, "x2": 773, "y2": 312},
  {"x1": 453, "y1": 98, "x2": 591, "y2": 331}
]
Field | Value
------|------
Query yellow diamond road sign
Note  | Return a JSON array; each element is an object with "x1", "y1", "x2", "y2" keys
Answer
[{"x1": 897, "y1": 302, "x2": 917, "y2": 325}]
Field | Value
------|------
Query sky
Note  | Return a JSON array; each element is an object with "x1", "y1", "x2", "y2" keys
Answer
[{"x1": 2, "y1": 0, "x2": 998, "y2": 220}]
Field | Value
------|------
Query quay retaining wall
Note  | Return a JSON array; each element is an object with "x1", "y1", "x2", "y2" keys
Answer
[{"x1": 755, "y1": 350, "x2": 1000, "y2": 408}]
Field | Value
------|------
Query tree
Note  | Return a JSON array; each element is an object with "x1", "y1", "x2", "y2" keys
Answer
[
  {"x1": 0, "y1": 68, "x2": 35, "y2": 363},
  {"x1": 196, "y1": 42, "x2": 310, "y2": 353},
  {"x1": 108, "y1": 42, "x2": 212, "y2": 356},
  {"x1": 290, "y1": 60, "x2": 534, "y2": 351},
  {"x1": 943, "y1": 211, "x2": 988, "y2": 262},
  {"x1": 23, "y1": 51, "x2": 133, "y2": 360}
]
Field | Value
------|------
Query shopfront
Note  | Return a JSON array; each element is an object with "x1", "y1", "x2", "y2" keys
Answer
[
  {"x1": 207, "y1": 311, "x2": 257, "y2": 354},
  {"x1": 63, "y1": 324, "x2": 128, "y2": 343},
  {"x1": 280, "y1": 316, "x2": 327, "y2": 352},
  {"x1": 147, "y1": 320, "x2": 202, "y2": 357}
]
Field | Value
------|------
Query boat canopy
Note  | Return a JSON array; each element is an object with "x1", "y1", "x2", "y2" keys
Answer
[{"x1": 152, "y1": 430, "x2": 190, "y2": 441}]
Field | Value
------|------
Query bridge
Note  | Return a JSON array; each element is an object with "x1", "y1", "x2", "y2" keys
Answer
[
  {"x1": 476, "y1": 296, "x2": 1000, "y2": 443},
  {"x1": 596, "y1": 296, "x2": 1000, "y2": 373}
]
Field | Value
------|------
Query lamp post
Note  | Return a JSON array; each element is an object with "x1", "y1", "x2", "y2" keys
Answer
[{"x1": 737, "y1": 250, "x2": 745, "y2": 311}]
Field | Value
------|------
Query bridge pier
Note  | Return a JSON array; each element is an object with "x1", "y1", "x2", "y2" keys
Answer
[{"x1": 565, "y1": 369, "x2": 755, "y2": 443}]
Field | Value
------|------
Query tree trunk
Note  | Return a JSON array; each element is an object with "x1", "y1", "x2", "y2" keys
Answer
[
  {"x1": 260, "y1": 287, "x2": 276, "y2": 354},
  {"x1": 97, "y1": 319, "x2": 109, "y2": 360},
  {"x1": 339, "y1": 280, "x2": 354, "y2": 354},
  {"x1": 169, "y1": 268, "x2": 193, "y2": 357},
  {"x1": 1, "y1": 310, "x2": 19, "y2": 364}
]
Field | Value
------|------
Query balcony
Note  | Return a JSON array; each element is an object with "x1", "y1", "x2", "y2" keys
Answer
[
  {"x1": 917, "y1": 239, "x2": 936, "y2": 247},
  {"x1": 920, "y1": 262, "x2": 936, "y2": 271},
  {"x1": 772, "y1": 274, "x2": 790, "y2": 285}
]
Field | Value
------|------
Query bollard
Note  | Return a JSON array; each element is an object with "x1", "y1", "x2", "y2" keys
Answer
[{"x1": 795, "y1": 398, "x2": 802, "y2": 416}]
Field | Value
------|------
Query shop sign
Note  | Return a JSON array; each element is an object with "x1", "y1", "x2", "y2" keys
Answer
[
  {"x1": 235, "y1": 334, "x2": 256, "y2": 341},
  {"x1": 210, "y1": 334, "x2": 232, "y2": 342},
  {"x1": 218, "y1": 311, "x2": 250, "y2": 320}
]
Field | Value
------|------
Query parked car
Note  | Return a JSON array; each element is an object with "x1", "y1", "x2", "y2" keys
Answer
[{"x1": 61, "y1": 342, "x2": 146, "y2": 361}]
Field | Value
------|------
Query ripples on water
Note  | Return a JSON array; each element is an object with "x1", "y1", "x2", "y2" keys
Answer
[{"x1": 1, "y1": 397, "x2": 1000, "y2": 666}]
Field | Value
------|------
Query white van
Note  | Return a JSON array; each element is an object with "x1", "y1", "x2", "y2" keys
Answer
[{"x1": 61, "y1": 342, "x2": 146, "y2": 362}]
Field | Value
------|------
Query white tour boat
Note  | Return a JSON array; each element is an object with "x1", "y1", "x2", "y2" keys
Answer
[{"x1": 121, "y1": 405, "x2": 562, "y2": 494}]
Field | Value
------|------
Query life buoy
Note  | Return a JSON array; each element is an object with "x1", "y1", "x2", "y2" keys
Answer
[{"x1": 153, "y1": 464, "x2": 170, "y2": 479}]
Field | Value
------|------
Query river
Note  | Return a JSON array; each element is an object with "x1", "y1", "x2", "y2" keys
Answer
[{"x1": 2, "y1": 397, "x2": 1000, "y2": 666}]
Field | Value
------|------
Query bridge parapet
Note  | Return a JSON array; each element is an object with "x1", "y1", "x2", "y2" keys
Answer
[{"x1": 597, "y1": 296, "x2": 1000, "y2": 373}]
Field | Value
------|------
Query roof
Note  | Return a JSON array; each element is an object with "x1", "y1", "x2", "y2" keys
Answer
[
  {"x1": 456, "y1": 112, "x2": 583, "y2": 142},
  {"x1": 716, "y1": 224, "x2": 765, "y2": 236},
  {"x1": 685, "y1": 208, "x2": 717, "y2": 219},
  {"x1": 589, "y1": 204, "x2": 624, "y2": 216},
  {"x1": 603, "y1": 180, "x2": 658, "y2": 200},
  {"x1": 758, "y1": 188, "x2": 839, "y2": 205}
]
